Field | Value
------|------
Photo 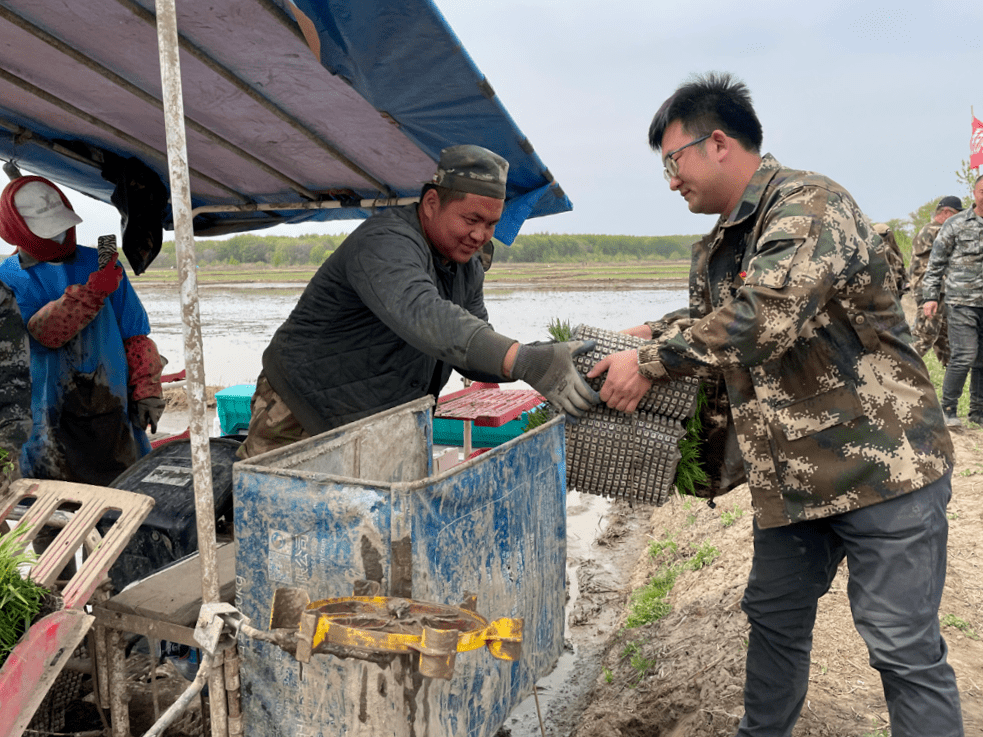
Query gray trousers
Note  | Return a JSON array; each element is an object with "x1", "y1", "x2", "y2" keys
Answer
[
  {"x1": 941, "y1": 304, "x2": 983, "y2": 418},
  {"x1": 736, "y1": 473, "x2": 963, "y2": 737}
]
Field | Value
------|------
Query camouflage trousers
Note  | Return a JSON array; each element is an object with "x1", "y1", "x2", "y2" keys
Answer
[
  {"x1": 912, "y1": 302, "x2": 950, "y2": 366},
  {"x1": 236, "y1": 373, "x2": 310, "y2": 460}
]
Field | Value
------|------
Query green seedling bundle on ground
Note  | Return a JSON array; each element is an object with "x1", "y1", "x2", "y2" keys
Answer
[{"x1": 0, "y1": 521, "x2": 48, "y2": 663}]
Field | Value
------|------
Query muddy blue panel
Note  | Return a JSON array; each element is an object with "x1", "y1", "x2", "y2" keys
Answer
[
  {"x1": 233, "y1": 399, "x2": 566, "y2": 737},
  {"x1": 234, "y1": 475, "x2": 398, "y2": 734},
  {"x1": 398, "y1": 421, "x2": 567, "y2": 734}
]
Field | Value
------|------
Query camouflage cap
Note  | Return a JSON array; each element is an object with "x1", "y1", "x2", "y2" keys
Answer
[
  {"x1": 937, "y1": 196, "x2": 964, "y2": 212},
  {"x1": 432, "y1": 145, "x2": 508, "y2": 199}
]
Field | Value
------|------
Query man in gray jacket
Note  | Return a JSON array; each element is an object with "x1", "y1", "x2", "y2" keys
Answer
[
  {"x1": 923, "y1": 175, "x2": 983, "y2": 426},
  {"x1": 238, "y1": 145, "x2": 596, "y2": 458}
]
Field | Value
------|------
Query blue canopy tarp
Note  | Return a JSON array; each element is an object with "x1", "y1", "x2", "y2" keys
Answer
[{"x1": 0, "y1": 0, "x2": 571, "y2": 247}]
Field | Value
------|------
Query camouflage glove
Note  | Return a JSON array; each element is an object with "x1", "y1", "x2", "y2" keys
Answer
[
  {"x1": 131, "y1": 396, "x2": 166, "y2": 434},
  {"x1": 511, "y1": 340, "x2": 600, "y2": 417},
  {"x1": 86, "y1": 253, "x2": 123, "y2": 296}
]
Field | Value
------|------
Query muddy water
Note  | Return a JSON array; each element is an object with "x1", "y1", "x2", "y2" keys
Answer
[
  {"x1": 132, "y1": 281, "x2": 687, "y2": 387},
  {"x1": 133, "y1": 281, "x2": 687, "y2": 733}
]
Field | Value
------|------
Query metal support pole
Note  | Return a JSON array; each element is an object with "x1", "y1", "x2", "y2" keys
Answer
[{"x1": 153, "y1": 0, "x2": 228, "y2": 735}]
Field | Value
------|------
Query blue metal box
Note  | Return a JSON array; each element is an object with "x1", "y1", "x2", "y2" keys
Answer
[{"x1": 233, "y1": 396, "x2": 566, "y2": 737}]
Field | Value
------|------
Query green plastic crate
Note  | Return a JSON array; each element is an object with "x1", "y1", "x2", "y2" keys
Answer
[
  {"x1": 432, "y1": 412, "x2": 533, "y2": 448},
  {"x1": 215, "y1": 384, "x2": 256, "y2": 435}
]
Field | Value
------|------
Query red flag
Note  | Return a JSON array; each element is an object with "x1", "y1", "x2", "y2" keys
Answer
[{"x1": 972, "y1": 115, "x2": 983, "y2": 170}]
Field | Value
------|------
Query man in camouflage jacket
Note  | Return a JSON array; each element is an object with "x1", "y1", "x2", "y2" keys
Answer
[
  {"x1": 909, "y1": 196, "x2": 963, "y2": 363},
  {"x1": 0, "y1": 279, "x2": 31, "y2": 482},
  {"x1": 923, "y1": 175, "x2": 983, "y2": 426},
  {"x1": 872, "y1": 222, "x2": 908, "y2": 297},
  {"x1": 590, "y1": 73, "x2": 962, "y2": 737}
]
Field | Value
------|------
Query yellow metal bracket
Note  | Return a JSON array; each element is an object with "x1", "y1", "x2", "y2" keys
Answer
[{"x1": 268, "y1": 589, "x2": 523, "y2": 680}]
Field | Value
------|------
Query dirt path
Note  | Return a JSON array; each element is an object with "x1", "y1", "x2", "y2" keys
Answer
[{"x1": 568, "y1": 426, "x2": 983, "y2": 737}]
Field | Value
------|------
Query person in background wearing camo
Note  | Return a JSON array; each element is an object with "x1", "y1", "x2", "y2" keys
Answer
[
  {"x1": 237, "y1": 145, "x2": 597, "y2": 459},
  {"x1": 0, "y1": 176, "x2": 165, "y2": 486},
  {"x1": 0, "y1": 278, "x2": 30, "y2": 486},
  {"x1": 589, "y1": 73, "x2": 962, "y2": 737},
  {"x1": 910, "y1": 196, "x2": 963, "y2": 363},
  {"x1": 922, "y1": 176, "x2": 983, "y2": 427},
  {"x1": 872, "y1": 222, "x2": 908, "y2": 296}
]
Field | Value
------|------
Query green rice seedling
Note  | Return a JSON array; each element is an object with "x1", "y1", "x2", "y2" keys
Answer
[
  {"x1": 522, "y1": 406, "x2": 552, "y2": 432},
  {"x1": 545, "y1": 317, "x2": 573, "y2": 342},
  {"x1": 0, "y1": 521, "x2": 48, "y2": 661},
  {"x1": 529, "y1": 317, "x2": 710, "y2": 500},
  {"x1": 675, "y1": 383, "x2": 710, "y2": 496}
]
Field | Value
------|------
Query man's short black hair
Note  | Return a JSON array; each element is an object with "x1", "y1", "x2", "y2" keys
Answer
[
  {"x1": 420, "y1": 182, "x2": 468, "y2": 206},
  {"x1": 975, "y1": 174, "x2": 983, "y2": 188},
  {"x1": 649, "y1": 72, "x2": 763, "y2": 154}
]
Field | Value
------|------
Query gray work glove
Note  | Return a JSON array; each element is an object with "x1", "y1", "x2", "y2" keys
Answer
[
  {"x1": 512, "y1": 340, "x2": 600, "y2": 418},
  {"x1": 131, "y1": 396, "x2": 166, "y2": 434}
]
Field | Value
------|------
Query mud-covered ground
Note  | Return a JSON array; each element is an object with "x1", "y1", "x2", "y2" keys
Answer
[
  {"x1": 71, "y1": 416, "x2": 983, "y2": 737},
  {"x1": 126, "y1": 291, "x2": 982, "y2": 737},
  {"x1": 565, "y1": 426, "x2": 983, "y2": 737},
  {"x1": 544, "y1": 298, "x2": 983, "y2": 737}
]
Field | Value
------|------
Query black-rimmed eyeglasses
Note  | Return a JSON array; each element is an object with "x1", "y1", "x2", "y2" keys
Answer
[{"x1": 663, "y1": 134, "x2": 711, "y2": 181}]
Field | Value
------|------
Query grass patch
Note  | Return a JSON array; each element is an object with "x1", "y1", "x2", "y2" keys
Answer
[
  {"x1": 618, "y1": 641, "x2": 658, "y2": 687},
  {"x1": 625, "y1": 566, "x2": 677, "y2": 628},
  {"x1": 0, "y1": 521, "x2": 48, "y2": 662},
  {"x1": 625, "y1": 539, "x2": 719, "y2": 628},
  {"x1": 627, "y1": 650, "x2": 658, "y2": 686},
  {"x1": 941, "y1": 614, "x2": 979, "y2": 640},
  {"x1": 688, "y1": 541, "x2": 720, "y2": 569},
  {"x1": 647, "y1": 535, "x2": 679, "y2": 559},
  {"x1": 720, "y1": 505, "x2": 745, "y2": 527},
  {"x1": 860, "y1": 728, "x2": 890, "y2": 737}
]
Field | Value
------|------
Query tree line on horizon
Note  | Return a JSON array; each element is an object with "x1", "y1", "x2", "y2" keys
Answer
[
  {"x1": 147, "y1": 161, "x2": 977, "y2": 271},
  {"x1": 886, "y1": 159, "x2": 978, "y2": 262},
  {"x1": 146, "y1": 231, "x2": 701, "y2": 269}
]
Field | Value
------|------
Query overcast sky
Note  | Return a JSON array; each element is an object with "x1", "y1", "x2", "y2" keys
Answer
[{"x1": 6, "y1": 0, "x2": 982, "y2": 253}]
